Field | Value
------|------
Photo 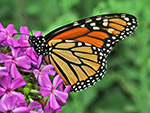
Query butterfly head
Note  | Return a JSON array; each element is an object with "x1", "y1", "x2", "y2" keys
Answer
[{"x1": 29, "y1": 36, "x2": 49, "y2": 55}]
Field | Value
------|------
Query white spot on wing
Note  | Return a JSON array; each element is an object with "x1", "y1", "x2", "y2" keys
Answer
[
  {"x1": 65, "y1": 40, "x2": 75, "y2": 42},
  {"x1": 106, "y1": 43, "x2": 110, "y2": 47},
  {"x1": 85, "y1": 19, "x2": 92, "y2": 23},
  {"x1": 90, "y1": 22, "x2": 96, "y2": 26},
  {"x1": 127, "y1": 22, "x2": 131, "y2": 25},
  {"x1": 108, "y1": 28, "x2": 114, "y2": 33},
  {"x1": 93, "y1": 46, "x2": 96, "y2": 50},
  {"x1": 93, "y1": 26, "x2": 100, "y2": 30},
  {"x1": 124, "y1": 17, "x2": 129, "y2": 21},
  {"x1": 132, "y1": 25, "x2": 136, "y2": 28},
  {"x1": 73, "y1": 22, "x2": 79, "y2": 26},
  {"x1": 81, "y1": 24, "x2": 85, "y2": 27},
  {"x1": 78, "y1": 42, "x2": 82, "y2": 46},
  {"x1": 96, "y1": 16, "x2": 102, "y2": 21},
  {"x1": 78, "y1": 86, "x2": 81, "y2": 89},
  {"x1": 85, "y1": 43, "x2": 91, "y2": 46},
  {"x1": 94, "y1": 51, "x2": 97, "y2": 54},
  {"x1": 121, "y1": 14, "x2": 126, "y2": 18},
  {"x1": 103, "y1": 22, "x2": 108, "y2": 26},
  {"x1": 126, "y1": 28, "x2": 129, "y2": 31},
  {"x1": 103, "y1": 19, "x2": 108, "y2": 22}
]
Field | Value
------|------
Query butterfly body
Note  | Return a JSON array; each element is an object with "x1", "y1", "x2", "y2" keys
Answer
[{"x1": 29, "y1": 13, "x2": 137, "y2": 92}]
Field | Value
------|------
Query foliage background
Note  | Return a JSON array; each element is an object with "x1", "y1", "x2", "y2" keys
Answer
[{"x1": 0, "y1": 0, "x2": 149, "y2": 113}]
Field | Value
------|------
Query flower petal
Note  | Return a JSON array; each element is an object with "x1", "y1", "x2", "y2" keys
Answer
[
  {"x1": 33, "y1": 69, "x2": 39, "y2": 79},
  {"x1": 11, "y1": 63, "x2": 22, "y2": 78},
  {"x1": 44, "y1": 102, "x2": 61, "y2": 113},
  {"x1": 6, "y1": 24, "x2": 15, "y2": 33},
  {"x1": 53, "y1": 75, "x2": 63, "y2": 89},
  {"x1": 0, "y1": 87, "x2": 5, "y2": 96},
  {"x1": 6, "y1": 24, "x2": 17, "y2": 37},
  {"x1": 48, "y1": 70, "x2": 56, "y2": 76},
  {"x1": 7, "y1": 38, "x2": 20, "y2": 47},
  {"x1": 57, "y1": 83, "x2": 63, "y2": 91},
  {"x1": 34, "y1": 31, "x2": 43, "y2": 37},
  {"x1": 0, "y1": 40, "x2": 9, "y2": 47},
  {"x1": 26, "y1": 48, "x2": 38, "y2": 62},
  {"x1": 17, "y1": 100, "x2": 27, "y2": 107},
  {"x1": 0, "y1": 53, "x2": 12, "y2": 63},
  {"x1": 42, "y1": 65, "x2": 55, "y2": 72},
  {"x1": 20, "y1": 26, "x2": 29, "y2": 35},
  {"x1": 11, "y1": 91, "x2": 24, "y2": 101},
  {"x1": 0, "y1": 66, "x2": 9, "y2": 76},
  {"x1": 35, "y1": 55, "x2": 43, "y2": 68},
  {"x1": 54, "y1": 90, "x2": 68, "y2": 103},
  {"x1": 38, "y1": 76, "x2": 45, "y2": 86},
  {"x1": 40, "y1": 87, "x2": 51, "y2": 97},
  {"x1": 0, "y1": 33, "x2": 7, "y2": 41},
  {"x1": 0, "y1": 76, "x2": 11, "y2": 89},
  {"x1": 0, "y1": 101, "x2": 7, "y2": 111},
  {"x1": 41, "y1": 76, "x2": 52, "y2": 87},
  {"x1": 0, "y1": 23, "x2": 7, "y2": 41},
  {"x1": 18, "y1": 36, "x2": 30, "y2": 47},
  {"x1": 42, "y1": 65, "x2": 56, "y2": 76},
  {"x1": 11, "y1": 47, "x2": 20, "y2": 58},
  {"x1": 13, "y1": 107, "x2": 29, "y2": 113},
  {"x1": 50, "y1": 93, "x2": 60, "y2": 109},
  {"x1": 0, "y1": 93, "x2": 8, "y2": 102},
  {"x1": 28, "y1": 101, "x2": 42, "y2": 110},
  {"x1": 64, "y1": 85, "x2": 71, "y2": 93},
  {"x1": 4, "y1": 95, "x2": 19, "y2": 110},
  {"x1": 30, "y1": 111, "x2": 42, "y2": 113},
  {"x1": 15, "y1": 56, "x2": 31, "y2": 69},
  {"x1": 4, "y1": 60, "x2": 12, "y2": 71},
  {"x1": 44, "y1": 102, "x2": 50, "y2": 113},
  {"x1": 11, "y1": 78, "x2": 26, "y2": 90}
]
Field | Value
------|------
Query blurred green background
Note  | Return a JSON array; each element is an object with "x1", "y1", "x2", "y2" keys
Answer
[{"x1": 0, "y1": 0, "x2": 150, "y2": 113}]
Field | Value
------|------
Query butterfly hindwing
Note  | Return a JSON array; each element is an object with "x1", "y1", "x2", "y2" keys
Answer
[{"x1": 44, "y1": 40, "x2": 107, "y2": 92}]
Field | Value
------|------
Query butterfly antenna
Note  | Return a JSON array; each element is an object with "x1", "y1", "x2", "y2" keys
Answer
[
  {"x1": 19, "y1": 12, "x2": 33, "y2": 36},
  {"x1": 12, "y1": 33, "x2": 30, "y2": 37}
]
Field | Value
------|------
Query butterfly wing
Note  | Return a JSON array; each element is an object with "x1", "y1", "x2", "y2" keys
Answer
[
  {"x1": 44, "y1": 13, "x2": 137, "y2": 92},
  {"x1": 44, "y1": 40, "x2": 107, "y2": 92},
  {"x1": 45, "y1": 13, "x2": 137, "y2": 56}
]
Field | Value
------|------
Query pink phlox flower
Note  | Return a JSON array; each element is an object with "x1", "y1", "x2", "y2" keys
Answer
[
  {"x1": 0, "y1": 47, "x2": 31, "y2": 78},
  {"x1": 40, "y1": 75, "x2": 70, "y2": 110},
  {"x1": 0, "y1": 76, "x2": 26, "y2": 102},
  {"x1": 44, "y1": 83, "x2": 71, "y2": 113},
  {"x1": 33, "y1": 64, "x2": 56, "y2": 86},
  {"x1": 18, "y1": 26, "x2": 30, "y2": 47},
  {"x1": 0, "y1": 23, "x2": 19, "y2": 47},
  {"x1": 19, "y1": 26, "x2": 43, "y2": 68},
  {"x1": 0, "y1": 95, "x2": 29, "y2": 113},
  {"x1": 18, "y1": 26, "x2": 42, "y2": 48}
]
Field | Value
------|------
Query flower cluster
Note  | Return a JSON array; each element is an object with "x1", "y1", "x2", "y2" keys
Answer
[{"x1": 0, "y1": 23, "x2": 71, "y2": 113}]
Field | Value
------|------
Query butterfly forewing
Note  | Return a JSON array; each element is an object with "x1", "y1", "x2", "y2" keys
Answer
[{"x1": 45, "y1": 13, "x2": 137, "y2": 56}]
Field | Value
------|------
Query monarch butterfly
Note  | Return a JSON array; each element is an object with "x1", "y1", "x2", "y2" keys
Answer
[{"x1": 29, "y1": 13, "x2": 137, "y2": 92}]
